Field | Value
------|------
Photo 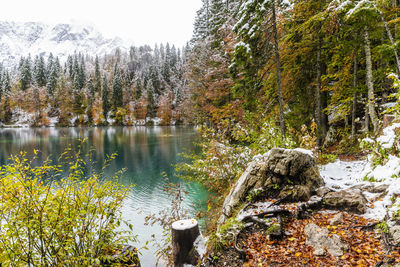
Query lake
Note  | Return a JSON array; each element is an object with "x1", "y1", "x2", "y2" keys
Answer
[{"x1": 0, "y1": 126, "x2": 209, "y2": 266}]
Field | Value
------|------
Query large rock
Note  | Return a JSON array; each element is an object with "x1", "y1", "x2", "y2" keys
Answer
[
  {"x1": 305, "y1": 223, "x2": 349, "y2": 257},
  {"x1": 219, "y1": 148, "x2": 324, "y2": 223},
  {"x1": 329, "y1": 213, "x2": 344, "y2": 226},
  {"x1": 323, "y1": 189, "x2": 368, "y2": 213},
  {"x1": 390, "y1": 225, "x2": 400, "y2": 246}
]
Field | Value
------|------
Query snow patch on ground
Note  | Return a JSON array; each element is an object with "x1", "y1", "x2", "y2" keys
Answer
[
  {"x1": 320, "y1": 160, "x2": 367, "y2": 190},
  {"x1": 361, "y1": 155, "x2": 400, "y2": 181},
  {"x1": 193, "y1": 235, "x2": 207, "y2": 259},
  {"x1": 320, "y1": 159, "x2": 400, "y2": 221}
]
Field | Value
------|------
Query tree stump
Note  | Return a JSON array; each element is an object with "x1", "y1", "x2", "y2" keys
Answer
[{"x1": 172, "y1": 219, "x2": 200, "y2": 267}]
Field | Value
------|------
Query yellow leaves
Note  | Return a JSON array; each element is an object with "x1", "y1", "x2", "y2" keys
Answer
[
  {"x1": 0, "y1": 143, "x2": 133, "y2": 265},
  {"x1": 295, "y1": 252, "x2": 302, "y2": 257}
]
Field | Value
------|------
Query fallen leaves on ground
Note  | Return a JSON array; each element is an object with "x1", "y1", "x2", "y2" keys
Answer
[{"x1": 243, "y1": 211, "x2": 400, "y2": 266}]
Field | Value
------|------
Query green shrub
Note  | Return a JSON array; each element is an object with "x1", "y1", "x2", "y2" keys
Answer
[
  {"x1": 208, "y1": 218, "x2": 244, "y2": 251},
  {"x1": 318, "y1": 153, "x2": 338, "y2": 164},
  {"x1": 0, "y1": 143, "x2": 135, "y2": 266}
]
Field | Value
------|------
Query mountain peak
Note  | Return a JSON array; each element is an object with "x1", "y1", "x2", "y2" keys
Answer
[{"x1": 0, "y1": 21, "x2": 127, "y2": 67}]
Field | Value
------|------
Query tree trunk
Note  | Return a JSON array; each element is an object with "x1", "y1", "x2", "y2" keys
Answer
[
  {"x1": 272, "y1": 0, "x2": 285, "y2": 136},
  {"x1": 172, "y1": 219, "x2": 200, "y2": 267},
  {"x1": 364, "y1": 27, "x2": 379, "y2": 132},
  {"x1": 322, "y1": 90, "x2": 329, "y2": 136},
  {"x1": 394, "y1": 0, "x2": 398, "y2": 38},
  {"x1": 377, "y1": 8, "x2": 400, "y2": 75},
  {"x1": 316, "y1": 46, "x2": 322, "y2": 138},
  {"x1": 364, "y1": 102, "x2": 370, "y2": 132},
  {"x1": 352, "y1": 55, "x2": 358, "y2": 137}
]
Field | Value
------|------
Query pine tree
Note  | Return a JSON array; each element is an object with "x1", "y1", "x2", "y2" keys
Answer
[
  {"x1": 34, "y1": 55, "x2": 47, "y2": 87},
  {"x1": 94, "y1": 56, "x2": 102, "y2": 93},
  {"x1": 73, "y1": 74, "x2": 83, "y2": 115},
  {"x1": 79, "y1": 57, "x2": 86, "y2": 90},
  {"x1": 0, "y1": 71, "x2": 2, "y2": 105},
  {"x1": 102, "y1": 75, "x2": 110, "y2": 120},
  {"x1": 146, "y1": 82, "x2": 156, "y2": 117},
  {"x1": 46, "y1": 65, "x2": 58, "y2": 97},
  {"x1": 3, "y1": 72, "x2": 12, "y2": 123},
  {"x1": 20, "y1": 56, "x2": 32, "y2": 91},
  {"x1": 67, "y1": 55, "x2": 73, "y2": 78},
  {"x1": 112, "y1": 64, "x2": 123, "y2": 111},
  {"x1": 192, "y1": 0, "x2": 212, "y2": 42},
  {"x1": 87, "y1": 75, "x2": 95, "y2": 124},
  {"x1": 136, "y1": 78, "x2": 143, "y2": 100}
]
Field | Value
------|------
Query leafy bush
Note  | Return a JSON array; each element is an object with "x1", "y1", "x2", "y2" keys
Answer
[
  {"x1": 177, "y1": 138, "x2": 252, "y2": 196},
  {"x1": 385, "y1": 73, "x2": 400, "y2": 116},
  {"x1": 360, "y1": 138, "x2": 389, "y2": 168},
  {"x1": 0, "y1": 143, "x2": 135, "y2": 266},
  {"x1": 208, "y1": 217, "x2": 244, "y2": 251}
]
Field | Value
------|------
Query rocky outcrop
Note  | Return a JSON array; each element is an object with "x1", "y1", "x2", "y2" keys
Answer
[
  {"x1": 219, "y1": 148, "x2": 324, "y2": 223},
  {"x1": 304, "y1": 223, "x2": 349, "y2": 257},
  {"x1": 323, "y1": 189, "x2": 368, "y2": 213}
]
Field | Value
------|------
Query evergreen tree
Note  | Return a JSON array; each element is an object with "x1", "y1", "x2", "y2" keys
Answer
[
  {"x1": 20, "y1": 56, "x2": 32, "y2": 91},
  {"x1": 73, "y1": 74, "x2": 83, "y2": 114},
  {"x1": 3, "y1": 72, "x2": 12, "y2": 123},
  {"x1": 112, "y1": 64, "x2": 123, "y2": 111},
  {"x1": 136, "y1": 78, "x2": 143, "y2": 100},
  {"x1": 3, "y1": 71, "x2": 10, "y2": 96},
  {"x1": 0, "y1": 71, "x2": 2, "y2": 104},
  {"x1": 67, "y1": 55, "x2": 73, "y2": 78},
  {"x1": 94, "y1": 56, "x2": 102, "y2": 93},
  {"x1": 47, "y1": 53, "x2": 55, "y2": 78},
  {"x1": 46, "y1": 65, "x2": 58, "y2": 97},
  {"x1": 146, "y1": 82, "x2": 156, "y2": 117},
  {"x1": 79, "y1": 57, "x2": 86, "y2": 90},
  {"x1": 87, "y1": 75, "x2": 95, "y2": 124},
  {"x1": 192, "y1": 0, "x2": 212, "y2": 42},
  {"x1": 34, "y1": 55, "x2": 47, "y2": 87},
  {"x1": 102, "y1": 75, "x2": 110, "y2": 119}
]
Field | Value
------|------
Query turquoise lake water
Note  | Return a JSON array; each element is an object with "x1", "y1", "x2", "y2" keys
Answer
[{"x1": 0, "y1": 126, "x2": 209, "y2": 266}]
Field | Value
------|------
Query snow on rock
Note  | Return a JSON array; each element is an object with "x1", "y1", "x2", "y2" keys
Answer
[
  {"x1": 293, "y1": 148, "x2": 314, "y2": 157},
  {"x1": 377, "y1": 123, "x2": 400, "y2": 149}
]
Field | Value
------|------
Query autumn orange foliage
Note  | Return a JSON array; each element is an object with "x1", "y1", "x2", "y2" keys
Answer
[{"x1": 243, "y1": 212, "x2": 400, "y2": 266}]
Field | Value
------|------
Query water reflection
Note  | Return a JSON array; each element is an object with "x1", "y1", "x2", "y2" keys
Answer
[{"x1": 0, "y1": 126, "x2": 208, "y2": 266}]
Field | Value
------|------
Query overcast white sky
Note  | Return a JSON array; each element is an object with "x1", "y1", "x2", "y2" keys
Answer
[{"x1": 0, "y1": 0, "x2": 202, "y2": 47}]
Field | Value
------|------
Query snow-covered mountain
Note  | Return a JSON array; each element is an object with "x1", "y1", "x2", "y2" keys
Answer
[{"x1": 0, "y1": 21, "x2": 128, "y2": 67}]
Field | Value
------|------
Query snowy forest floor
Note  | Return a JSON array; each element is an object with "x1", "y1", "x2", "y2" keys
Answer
[
  {"x1": 209, "y1": 134, "x2": 400, "y2": 266},
  {"x1": 239, "y1": 160, "x2": 400, "y2": 266}
]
